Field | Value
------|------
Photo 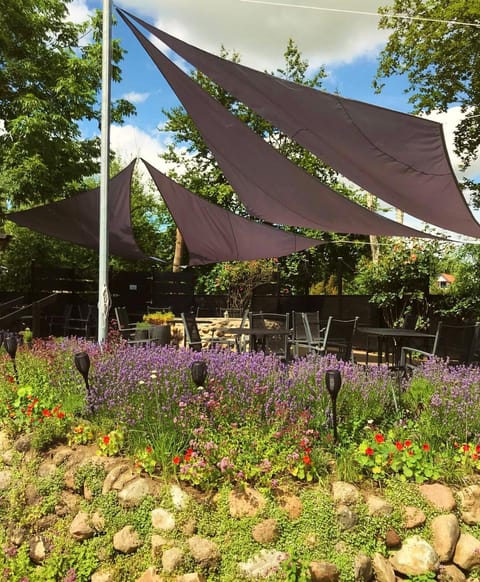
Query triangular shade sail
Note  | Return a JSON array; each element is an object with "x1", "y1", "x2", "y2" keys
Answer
[
  {"x1": 120, "y1": 12, "x2": 438, "y2": 241},
  {"x1": 7, "y1": 161, "x2": 149, "y2": 261},
  {"x1": 120, "y1": 9, "x2": 480, "y2": 239},
  {"x1": 142, "y1": 159, "x2": 324, "y2": 265}
]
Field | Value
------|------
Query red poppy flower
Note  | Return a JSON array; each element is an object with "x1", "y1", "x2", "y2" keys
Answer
[
  {"x1": 184, "y1": 454, "x2": 192, "y2": 462},
  {"x1": 56, "y1": 411, "x2": 65, "y2": 419},
  {"x1": 186, "y1": 448, "x2": 193, "y2": 455},
  {"x1": 408, "y1": 450, "x2": 414, "y2": 456},
  {"x1": 422, "y1": 443, "x2": 430, "y2": 451},
  {"x1": 476, "y1": 444, "x2": 480, "y2": 453},
  {"x1": 103, "y1": 435, "x2": 110, "y2": 445},
  {"x1": 303, "y1": 455, "x2": 311, "y2": 465},
  {"x1": 473, "y1": 454, "x2": 479, "y2": 461},
  {"x1": 173, "y1": 456, "x2": 181, "y2": 465},
  {"x1": 404, "y1": 440, "x2": 412, "y2": 447},
  {"x1": 145, "y1": 446, "x2": 153, "y2": 454},
  {"x1": 395, "y1": 441, "x2": 403, "y2": 451},
  {"x1": 374, "y1": 434, "x2": 384, "y2": 443},
  {"x1": 7, "y1": 376, "x2": 14, "y2": 383},
  {"x1": 41, "y1": 409, "x2": 52, "y2": 417},
  {"x1": 463, "y1": 444, "x2": 470, "y2": 452},
  {"x1": 365, "y1": 447, "x2": 374, "y2": 456}
]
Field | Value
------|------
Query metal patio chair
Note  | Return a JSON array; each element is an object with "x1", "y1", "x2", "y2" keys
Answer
[
  {"x1": 302, "y1": 315, "x2": 359, "y2": 361},
  {"x1": 400, "y1": 321, "x2": 480, "y2": 370}
]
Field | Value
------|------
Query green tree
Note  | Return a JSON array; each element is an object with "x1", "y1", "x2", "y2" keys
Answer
[
  {"x1": 433, "y1": 244, "x2": 480, "y2": 320},
  {"x1": 375, "y1": 0, "x2": 480, "y2": 196},
  {"x1": 0, "y1": 0, "x2": 135, "y2": 213},
  {"x1": 0, "y1": 157, "x2": 167, "y2": 291},
  {"x1": 354, "y1": 240, "x2": 442, "y2": 328},
  {"x1": 161, "y1": 39, "x2": 370, "y2": 286}
]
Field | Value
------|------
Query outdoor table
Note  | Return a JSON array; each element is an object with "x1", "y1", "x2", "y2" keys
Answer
[
  {"x1": 218, "y1": 327, "x2": 291, "y2": 354},
  {"x1": 357, "y1": 326, "x2": 435, "y2": 366}
]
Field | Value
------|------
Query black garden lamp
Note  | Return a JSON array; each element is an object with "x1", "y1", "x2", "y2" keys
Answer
[
  {"x1": 74, "y1": 351, "x2": 91, "y2": 395},
  {"x1": 325, "y1": 369, "x2": 342, "y2": 443},
  {"x1": 5, "y1": 334, "x2": 18, "y2": 383},
  {"x1": 191, "y1": 360, "x2": 207, "y2": 389}
]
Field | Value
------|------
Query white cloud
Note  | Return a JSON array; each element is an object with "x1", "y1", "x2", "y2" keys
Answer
[
  {"x1": 68, "y1": 0, "x2": 91, "y2": 24},
  {"x1": 423, "y1": 107, "x2": 480, "y2": 180},
  {"x1": 122, "y1": 91, "x2": 150, "y2": 104},
  {"x1": 115, "y1": 0, "x2": 389, "y2": 70},
  {"x1": 110, "y1": 124, "x2": 169, "y2": 169}
]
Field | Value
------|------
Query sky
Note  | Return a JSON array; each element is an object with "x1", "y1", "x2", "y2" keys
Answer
[{"x1": 69, "y1": 0, "x2": 479, "y2": 213}]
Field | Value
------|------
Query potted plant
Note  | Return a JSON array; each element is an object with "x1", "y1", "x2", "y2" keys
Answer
[
  {"x1": 135, "y1": 321, "x2": 152, "y2": 341},
  {"x1": 141, "y1": 311, "x2": 175, "y2": 346},
  {"x1": 143, "y1": 311, "x2": 175, "y2": 326}
]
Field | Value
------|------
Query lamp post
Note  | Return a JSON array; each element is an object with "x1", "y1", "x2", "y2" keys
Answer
[
  {"x1": 5, "y1": 333, "x2": 18, "y2": 383},
  {"x1": 74, "y1": 352, "x2": 91, "y2": 395},
  {"x1": 325, "y1": 369, "x2": 342, "y2": 442},
  {"x1": 191, "y1": 360, "x2": 207, "y2": 389}
]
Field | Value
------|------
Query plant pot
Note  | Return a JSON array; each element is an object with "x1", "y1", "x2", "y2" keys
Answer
[
  {"x1": 135, "y1": 328, "x2": 149, "y2": 341},
  {"x1": 151, "y1": 324, "x2": 171, "y2": 346}
]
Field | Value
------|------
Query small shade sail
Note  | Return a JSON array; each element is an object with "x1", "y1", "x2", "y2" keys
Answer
[
  {"x1": 119, "y1": 8, "x2": 480, "y2": 239},
  {"x1": 142, "y1": 159, "x2": 324, "y2": 265},
  {"x1": 7, "y1": 161, "x2": 150, "y2": 261},
  {"x1": 119, "y1": 11, "x2": 439, "y2": 241}
]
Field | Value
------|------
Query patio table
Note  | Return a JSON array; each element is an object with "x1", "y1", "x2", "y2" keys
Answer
[
  {"x1": 218, "y1": 327, "x2": 291, "y2": 354},
  {"x1": 357, "y1": 326, "x2": 435, "y2": 366}
]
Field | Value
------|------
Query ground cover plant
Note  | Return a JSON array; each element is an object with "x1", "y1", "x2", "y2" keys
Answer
[{"x1": 2, "y1": 335, "x2": 480, "y2": 580}]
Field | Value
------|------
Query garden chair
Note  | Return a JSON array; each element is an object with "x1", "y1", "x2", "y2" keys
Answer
[
  {"x1": 114, "y1": 306, "x2": 155, "y2": 346},
  {"x1": 65, "y1": 304, "x2": 97, "y2": 339},
  {"x1": 400, "y1": 321, "x2": 480, "y2": 370},
  {"x1": 181, "y1": 312, "x2": 203, "y2": 351},
  {"x1": 230, "y1": 308, "x2": 250, "y2": 352},
  {"x1": 289, "y1": 311, "x2": 323, "y2": 357},
  {"x1": 47, "y1": 303, "x2": 73, "y2": 336},
  {"x1": 249, "y1": 312, "x2": 291, "y2": 361},
  {"x1": 302, "y1": 315, "x2": 359, "y2": 361}
]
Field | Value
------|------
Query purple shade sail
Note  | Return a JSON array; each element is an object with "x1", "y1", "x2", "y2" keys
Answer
[
  {"x1": 119, "y1": 8, "x2": 480, "y2": 239},
  {"x1": 142, "y1": 159, "x2": 324, "y2": 265},
  {"x1": 119, "y1": 11, "x2": 439, "y2": 241},
  {"x1": 7, "y1": 161, "x2": 149, "y2": 261}
]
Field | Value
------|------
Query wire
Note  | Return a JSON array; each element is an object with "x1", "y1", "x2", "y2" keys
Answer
[{"x1": 239, "y1": 0, "x2": 480, "y2": 29}]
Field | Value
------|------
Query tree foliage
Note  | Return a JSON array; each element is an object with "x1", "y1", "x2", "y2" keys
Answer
[
  {"x1": 0, "y1": 156, "x2": 167, "y2": 291},
  {"x1": 375, "y1": 0, "x2": 480, "y2": 184},
  {"x1": 434, "y1": 244, "x2": 480, "y2": 320},
  {"x1": 354, "y1": 240, "x2": 443, "y2": 327},
  {"x1": 0, "y1": 0, "x2": 135, "y2": 212}
]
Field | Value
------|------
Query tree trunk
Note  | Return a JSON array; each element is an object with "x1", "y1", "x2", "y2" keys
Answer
[
  {"x1": 172, "y1": 228, "x2": 184, "y2": 273},
  {"x1": 366, "y1": 193, "x2": 380, "y2": 263}
]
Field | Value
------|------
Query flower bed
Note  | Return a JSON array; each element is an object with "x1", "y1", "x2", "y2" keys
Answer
[{"x1": 2, "y1": 335, "x2": 480, "y2": 579}]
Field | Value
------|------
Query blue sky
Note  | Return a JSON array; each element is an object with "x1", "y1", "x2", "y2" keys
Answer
[{"x1": 70, "y1": 0, "x2": 479, "y2": 207}]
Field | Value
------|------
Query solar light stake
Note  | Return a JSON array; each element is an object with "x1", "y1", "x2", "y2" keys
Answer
[
  {"x1": 191, "y1": 360, "x2": 207, "y2": 389},
  {"x1": 74, "y1": 352, "x2": 91, "y2": 395},
  {"x1": 5, "y1": 334, "x2": 18, "y2": 383},
  {"x1": 325, "y1": 369, "x2": 342, "y2": 443}
]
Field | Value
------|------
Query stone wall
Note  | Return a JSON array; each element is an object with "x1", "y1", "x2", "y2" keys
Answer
[{"x1": 3, "y1": 429, "x2": 480, "y2": 581}]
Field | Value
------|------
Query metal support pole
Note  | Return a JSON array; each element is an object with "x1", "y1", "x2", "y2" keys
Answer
[{"x1": 97, "y1": 0, "x2": 112, "y2": 343}]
